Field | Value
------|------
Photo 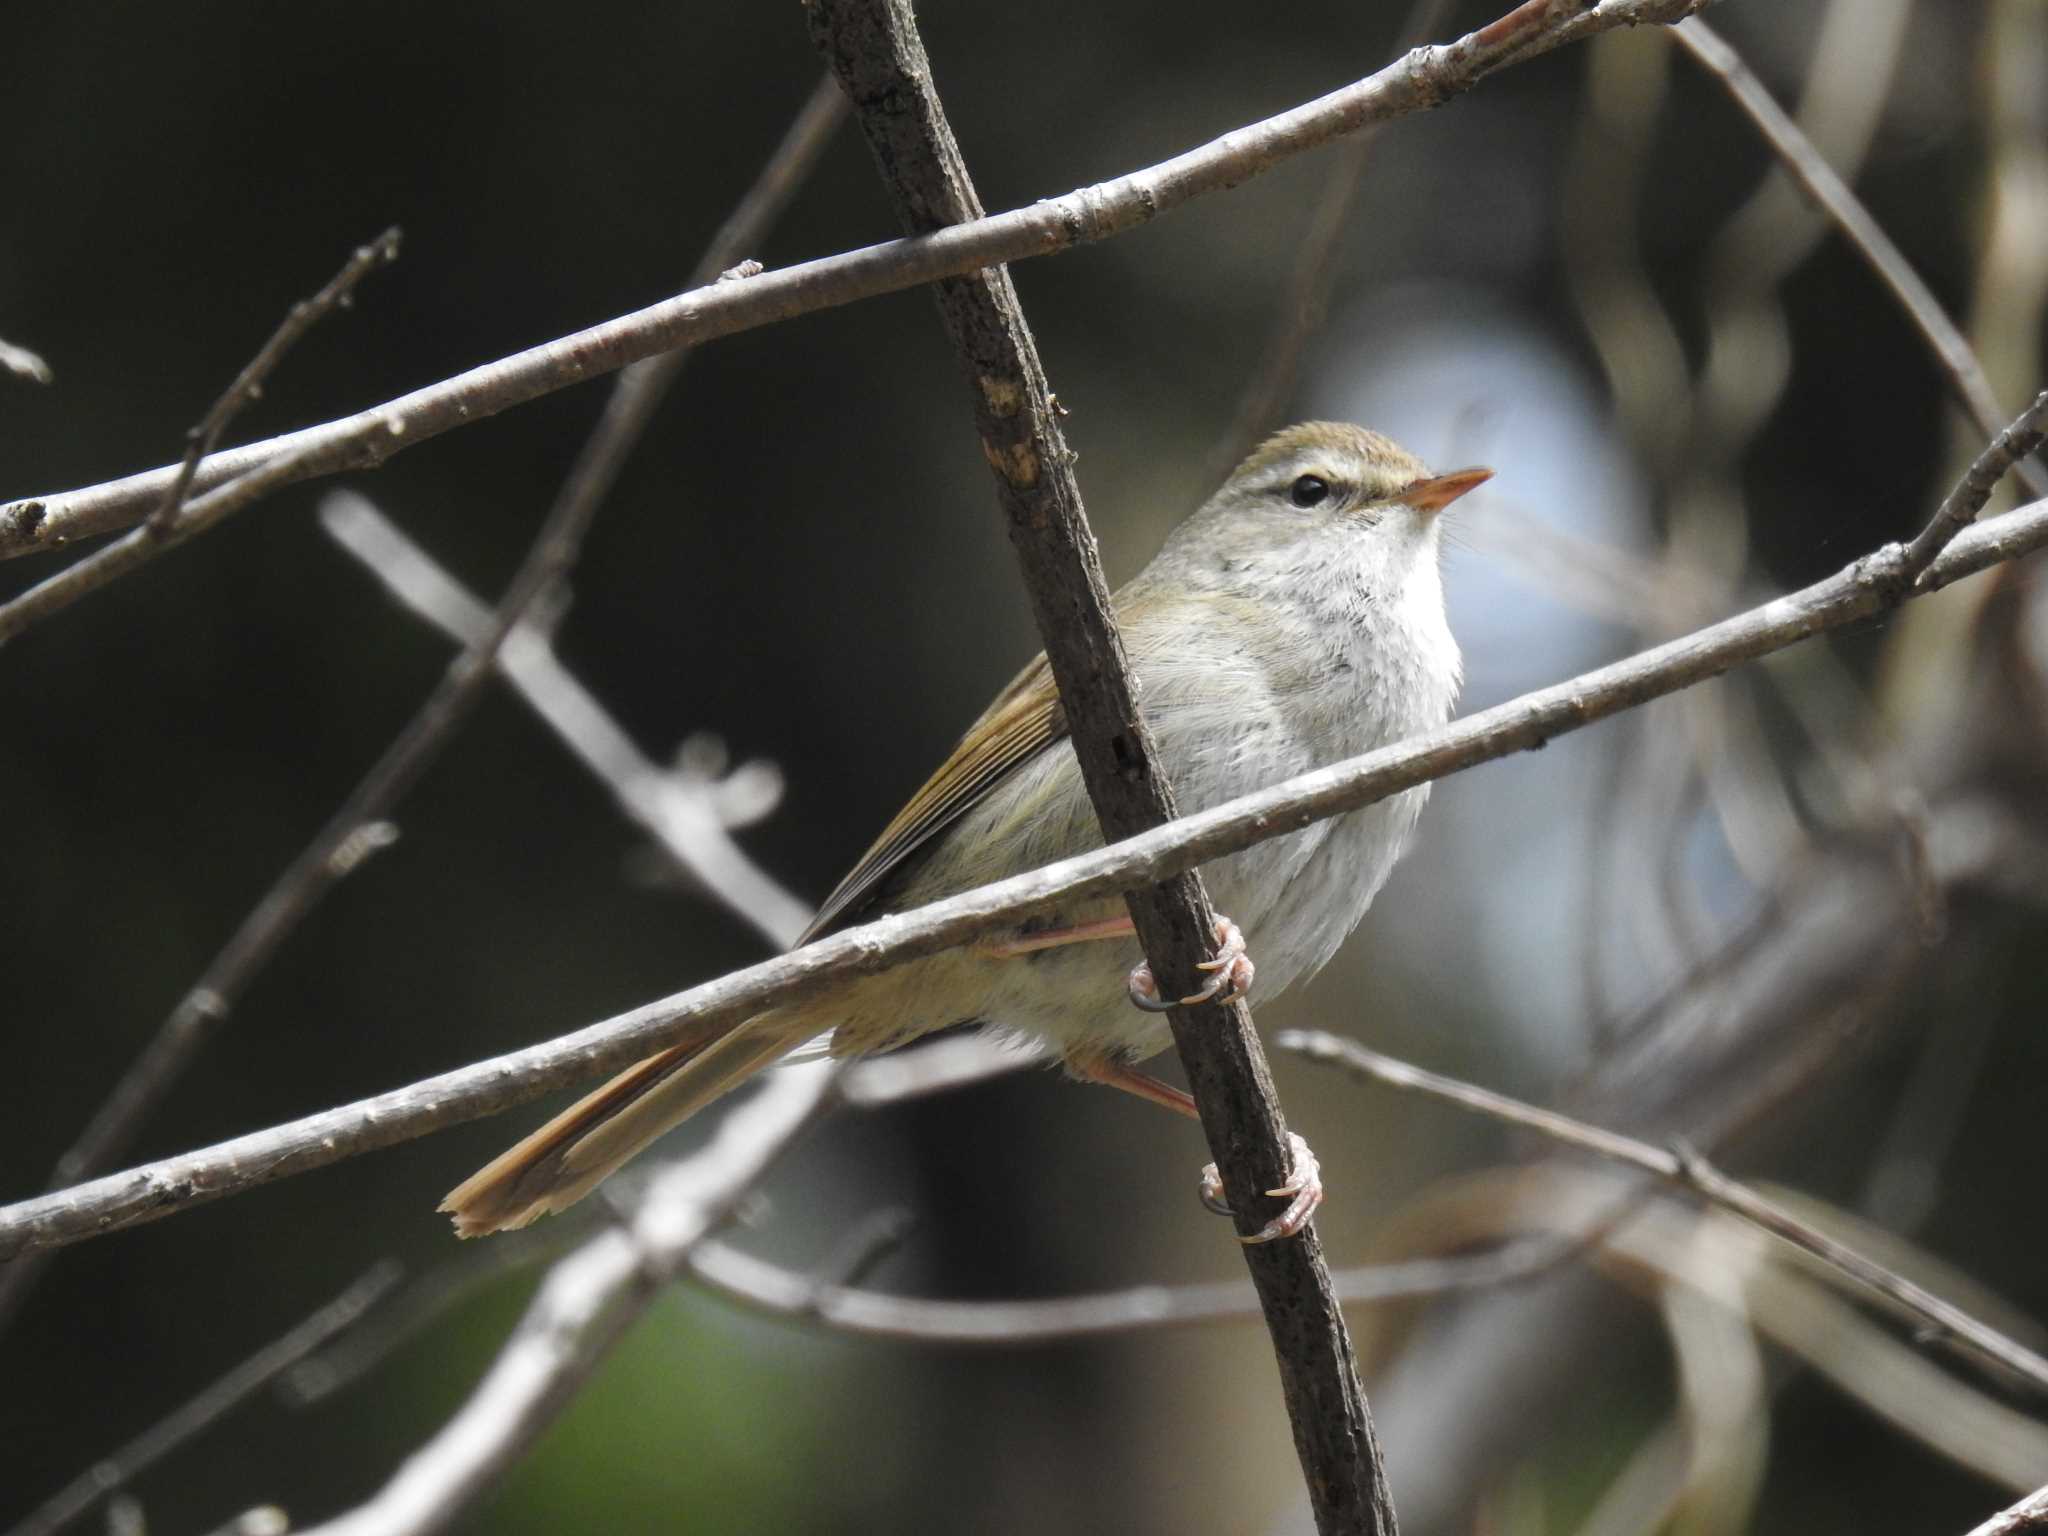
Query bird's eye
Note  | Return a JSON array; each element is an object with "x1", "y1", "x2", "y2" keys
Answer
[{"x1": 1289, "y1": 475, "x2": 1330, "y2": 508}]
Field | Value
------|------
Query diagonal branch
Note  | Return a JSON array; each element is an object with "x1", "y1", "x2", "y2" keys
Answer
[
  {"x1": 147, "y1": 229, "x2": 403, "y2": 536},
  {"x1": 291, "y1": 1064, "x2": 841, "y2": 1536},
  {"x1": 2, "y1": 491, "x2": 2044, "y2": 1262},
  {"x1": 1278, "y1": 1030, "x2": 2048, "y2": 1395},
  {"x1": 1902, "y1": 391, "x2": 2048, "y2": 582},
  {"x1": 1961, "y1": 1484, "x2": 2048, "y2": 1536},
  {"x1": 4, "y1": 1262, "x2": 400, "y2": 1536},
  {"x1": 0, "y1": 233, "x2": 402, "y2": 643},
  {"x1": 0, "y1": 0, "x2": 1714, "y2": 568},
  {"x1": 1673, "y1": 19, "x2": 2048, "y2": 504},
  {"x1": 0, "y1": 82, "x2": 841, "y2": 1335},
  {"x1": 805, "y1": 1, "x2": 1387, "y2": 1529},
  {"x1": 318, "y1": 490, "x2": 812, "y2": 948}
]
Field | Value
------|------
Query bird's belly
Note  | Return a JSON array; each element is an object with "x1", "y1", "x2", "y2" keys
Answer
[{"x1": 837, "y1": 666, "x2": 1445, "y2": 1065}]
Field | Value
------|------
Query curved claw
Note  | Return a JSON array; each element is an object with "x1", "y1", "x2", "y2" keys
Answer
[
  {"x1": 1127, "y1": 964, "x2": 1178, "y2": 1012},
  {"x1": 1198, "y1": 1133, "x2": 1324, "y2": 1245},
  {"x1": 1124, "y1": 915, "x2": 1256, "y2": 1013}
]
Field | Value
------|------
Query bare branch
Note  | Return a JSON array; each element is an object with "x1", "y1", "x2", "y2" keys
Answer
[
  {"x1": 3, "y1": 1262, "x2": 399, "y2": 1536},
  {"x1": 292, "y1": 1065, "x2": 838, "y2": 1536},
  {"x1": 0, "y1": 392, "x2": 354, "y2": 643},
  {"x1": 1, "y1": 491, "x2": 2043, "y2": 1261},
  {"x1": 289, "y1": 1207, "x2": 1578, "y2": 1409},
  {"x1": 0, "y1": 0, "x2": 1715, "y2": 566},
  {"x1": 1902, "y1": 390, "x2": 2048, "y2": 582},
  {"x1": 1673, "y1": 18, "x2": 2048, "y2": 503},
  {"x1": 278, "y1": 1038, "x2": 1035, "y2": 1407},
  {"x1": 685, "y1": 1232, "x2": 1584, "y2": 1346},
  {"x1": 0, "y1": 235, "x2": 402, "y2": 643},
  {"x1": 151, "y1": 230, "x2": 403, "y2": 536},
  {"x1": 1278, "y1": 1029, "x2": 2048, "y2": 1395},
  {"x1": 0, "y1": 83, "x2": 839, "y2": 1333},
  {"x1": 319, "y1": 490, "x2": 813, "y2": 949},
  {"x1": 808, "y1": 1, "x2": 1393, "y2": 1526},
  {"x1": 283, "y1": 1226, "x2": 583, "y2": 1408},
  {"x1": 276, "y1": 1044, "x2": 1555, "y2": 1534}
]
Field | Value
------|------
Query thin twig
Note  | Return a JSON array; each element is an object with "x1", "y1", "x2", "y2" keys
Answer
[
  {"x1": 1901, "y1": 391, "x2": 2048, "y2": 582},
  {"x1": 0, "y1": 0, "x2": 1716, "y2": 566},
  {"x1": 318, "y1": 489, "x2": 813, "y2": 949},
  {"x1": 289, "y1": 1214, "x2": 1580, "y2": 1406},
  {"x1": 0, "y1": 336, "x2": 54, "y2": 386},
  {"x1": 526, "y1": 72, "x2": 845, "y2": 588},
  {"x1": 3, "y1": 1262, "x2": 399, "y2": 1536},
  {"x1": 1673, "y1": 18, "x2": 2048, "y2": 503},
  {"x1": 281, "y1": 1040, "x2": 1008, "y2": 1405},
  {"x1": 808, "y1": 2, "x2": 1390, "y2": 1528},
  {"x1": 1278, "y1": 1029, "x2": 2048, "y2": 1395},
  {"x1": 148, "y1": 230, "x2": 402, "y2": 536},
  {"x1": 0, "y1": 429, "x2": 364, "y2": 642},
  {"x1": 0, "y1": 81, "x2": 841, "y2": 1335},
  {"x1": 687, "y1": 1232, "x2": 1585, "y2": 1345},
  {"x1": 272, "y1": 1051, "x2": 1567, "y2": 1535},
  {"x1": 282, "y1": 1037, "x2": 1027, "y2": 1405},
  {"x1": 280, "y1": 1227, "x2": 584, "y2": 1407},
  {"x1": 293, "y1": 1065, "x2": 840, "y2": 1536},
  {"x1": 2, "y1": 491, "x2": 2045, "y2": 1261}
]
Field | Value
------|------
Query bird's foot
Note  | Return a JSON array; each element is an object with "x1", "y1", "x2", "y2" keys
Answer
[
  {"x1": 1199, "y1": 1132, "x2": 1323, "y2": 1244},
  {"x1": 1126, "y1": 915, "x2": 1255, "y2": 1012}
]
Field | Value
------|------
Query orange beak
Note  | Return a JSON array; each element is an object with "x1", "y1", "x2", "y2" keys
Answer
[{"x1": 1402, "y1": 465, "x2": 1494, "y2": 514}]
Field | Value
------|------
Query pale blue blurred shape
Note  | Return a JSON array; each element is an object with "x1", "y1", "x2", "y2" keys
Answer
[{"x1": 1303, "y1": 284, "x2": 1656, "y2": 1066}]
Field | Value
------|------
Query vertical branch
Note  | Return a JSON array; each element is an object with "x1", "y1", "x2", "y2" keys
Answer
[{"x1": 802, "y1": 3, "x2": 1392, "y2": 1532}]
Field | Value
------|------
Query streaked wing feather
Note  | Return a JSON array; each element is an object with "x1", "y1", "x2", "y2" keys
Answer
[{"x1": 799, "y1": 653, "x2": 1065, "y2": 943}]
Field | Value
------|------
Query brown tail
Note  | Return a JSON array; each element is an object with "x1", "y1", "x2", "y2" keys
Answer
[{"x1": 440, "y1": 1010, "x2": 810, "y2": 1237}]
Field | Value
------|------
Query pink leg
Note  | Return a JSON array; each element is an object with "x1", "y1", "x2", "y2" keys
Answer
[
  {"x1": 1065, "y1": 1052, "x2": 1323, "y2": 1245},
  {"x1": 1064, "y1": 1052, "x2": 1199, "y2": 1118}
]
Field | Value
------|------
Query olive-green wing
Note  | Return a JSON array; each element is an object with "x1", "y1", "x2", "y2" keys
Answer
[{"x1": 798, "y1": 652, "x2": 1066, "y2": 944}]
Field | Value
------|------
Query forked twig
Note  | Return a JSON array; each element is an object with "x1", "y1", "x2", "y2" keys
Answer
[{"x1": 148, "y1": 229, "x2": 402, "y2": 535}]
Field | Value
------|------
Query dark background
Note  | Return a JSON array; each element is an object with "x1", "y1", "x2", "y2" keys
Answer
[{"x1": 4, "y1": 3, "x2": 2044, "y2": 1533}]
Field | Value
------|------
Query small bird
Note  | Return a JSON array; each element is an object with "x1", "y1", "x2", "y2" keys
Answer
[{"x1": 443, "y1": 423, "x2": 1488, "y2": 1240}]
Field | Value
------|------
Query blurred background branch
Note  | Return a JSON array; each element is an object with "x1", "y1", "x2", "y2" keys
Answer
[{"x1": 0, "y1": 81, "x2": 842, "y2": 1337}]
